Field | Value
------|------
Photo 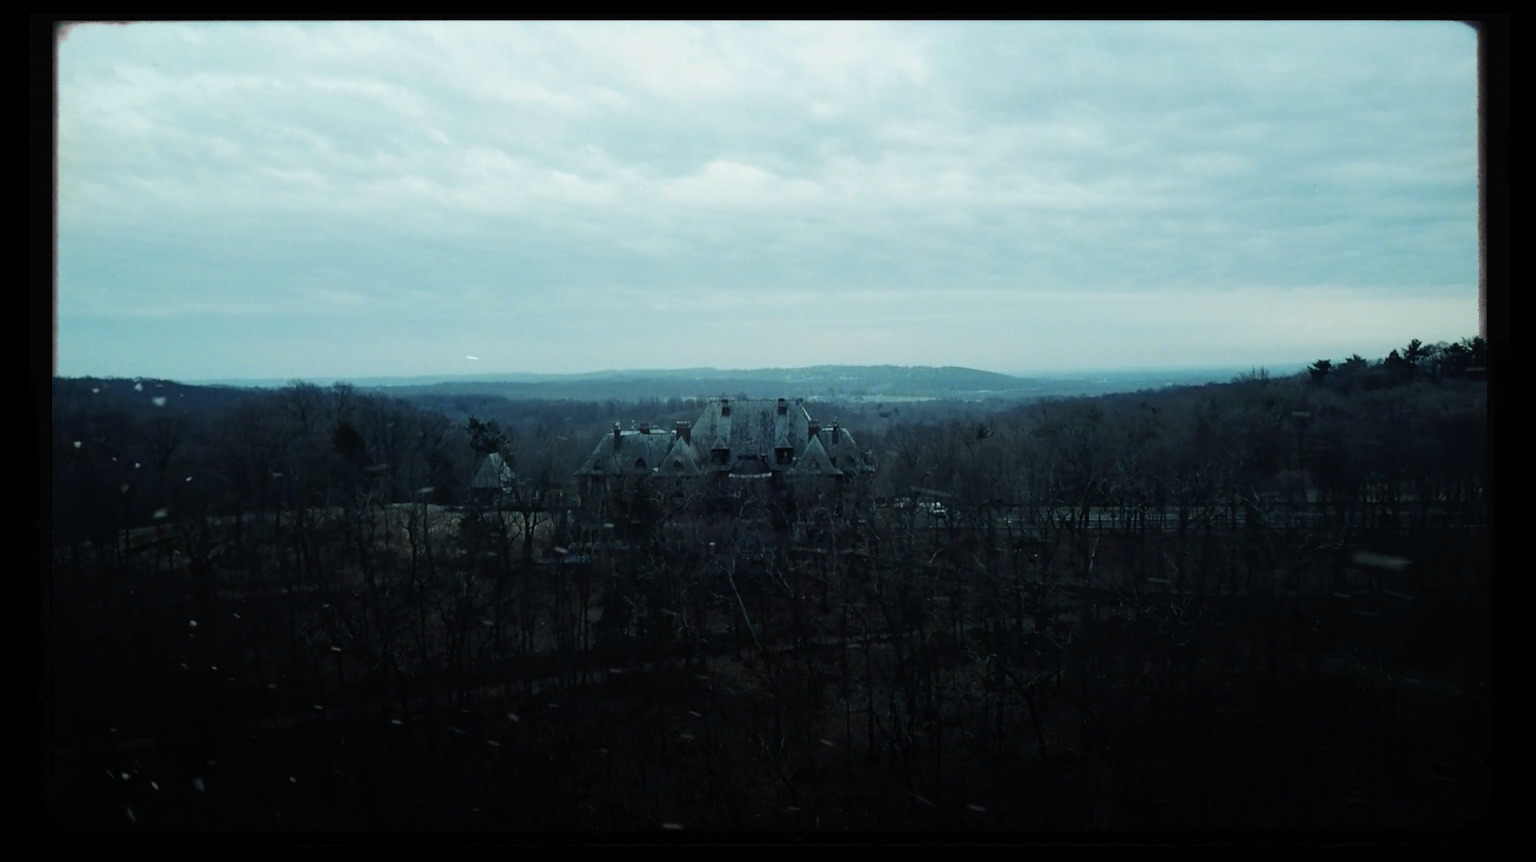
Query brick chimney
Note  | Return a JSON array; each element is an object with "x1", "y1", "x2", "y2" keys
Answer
[
  {"x1": 777, "y1": 397, "x2": 787, "y2": 416},
  {"x1": 612, "y1": 421, "x2": 621, "y2": 448},
  {"x1": 638, "y1": 421, "x2": 650, "y2": 434},
  {"x1": 675, "y1": 420, "x2": 691, "y2": 444},
  {"x1": 720, "y1": 397, "x2": 731, "y2": 418}
]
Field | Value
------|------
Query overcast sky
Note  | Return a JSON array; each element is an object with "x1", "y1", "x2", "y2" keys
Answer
[{"x1": 55, "y1": 20, "x2": 1480, "y2": 381}]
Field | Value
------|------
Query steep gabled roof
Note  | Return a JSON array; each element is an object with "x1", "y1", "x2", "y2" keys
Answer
[
  {"x1": 470, "y1": 452, "x2": 515, "y2": 490},
  {"x1": 657, "y1": 434, "x2": 703, "y2": 477},
  {"x1": 821, "y1": 420, "x2": 873, "y2": 474},
  {"x1": 575, "y1": 397, "x2": 873, "y2": 480},
  {"x1": 789, "y1": 433, "x2": 840, "y2": 476},
  {"x1": 576, "y1": 426, "x2": 675, "y2": 477},
  {"x1": 692, "y1": 398, "x2": 813, "y2": 462}
]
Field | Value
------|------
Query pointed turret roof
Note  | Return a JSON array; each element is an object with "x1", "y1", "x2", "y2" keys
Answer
[{"x1": 471, "y1": 452, "x2": 514, "y2": 490}]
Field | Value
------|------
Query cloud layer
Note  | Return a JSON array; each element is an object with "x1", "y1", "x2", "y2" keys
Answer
[{"x1": 56, "y1": 21, "x2": 1480, "y2": 379}]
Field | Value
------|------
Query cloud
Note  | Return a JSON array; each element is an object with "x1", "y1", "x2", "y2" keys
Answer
[{"x1": 55, "y1": 21, "x2": 1480, "y2": 379}]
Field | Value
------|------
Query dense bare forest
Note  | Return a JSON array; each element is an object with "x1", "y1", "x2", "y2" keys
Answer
[{"x1": 46, "y1": 339, "x2": 1490, "y2": 833}]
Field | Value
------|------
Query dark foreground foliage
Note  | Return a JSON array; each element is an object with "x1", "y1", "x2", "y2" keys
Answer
[{"x1": 46, "y1": 350, "x2": 1490, "y2": 837}]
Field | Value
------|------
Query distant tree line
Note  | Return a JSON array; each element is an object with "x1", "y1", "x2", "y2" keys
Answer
[{"x1": 1307, "y1": 336, "x2": 1486, "y2": 391}]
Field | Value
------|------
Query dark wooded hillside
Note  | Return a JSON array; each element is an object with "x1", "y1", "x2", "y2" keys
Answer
[{"x1": 45, "y1": 341, "x2": 1490, "y2": 833}]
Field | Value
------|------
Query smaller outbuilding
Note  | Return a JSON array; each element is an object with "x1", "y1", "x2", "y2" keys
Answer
[{"x1": 468, "y1": 452, "x2": 515, "y2": 502}]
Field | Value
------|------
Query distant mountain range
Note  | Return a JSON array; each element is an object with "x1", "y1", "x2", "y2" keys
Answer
[{"x1": 188, "y1": 363, "x2": 1305, "y2": 402}]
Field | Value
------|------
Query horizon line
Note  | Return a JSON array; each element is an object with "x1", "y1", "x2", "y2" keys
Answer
[{"x1": 55, "y1": 360, "x2": 1313, "y2": 388}]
